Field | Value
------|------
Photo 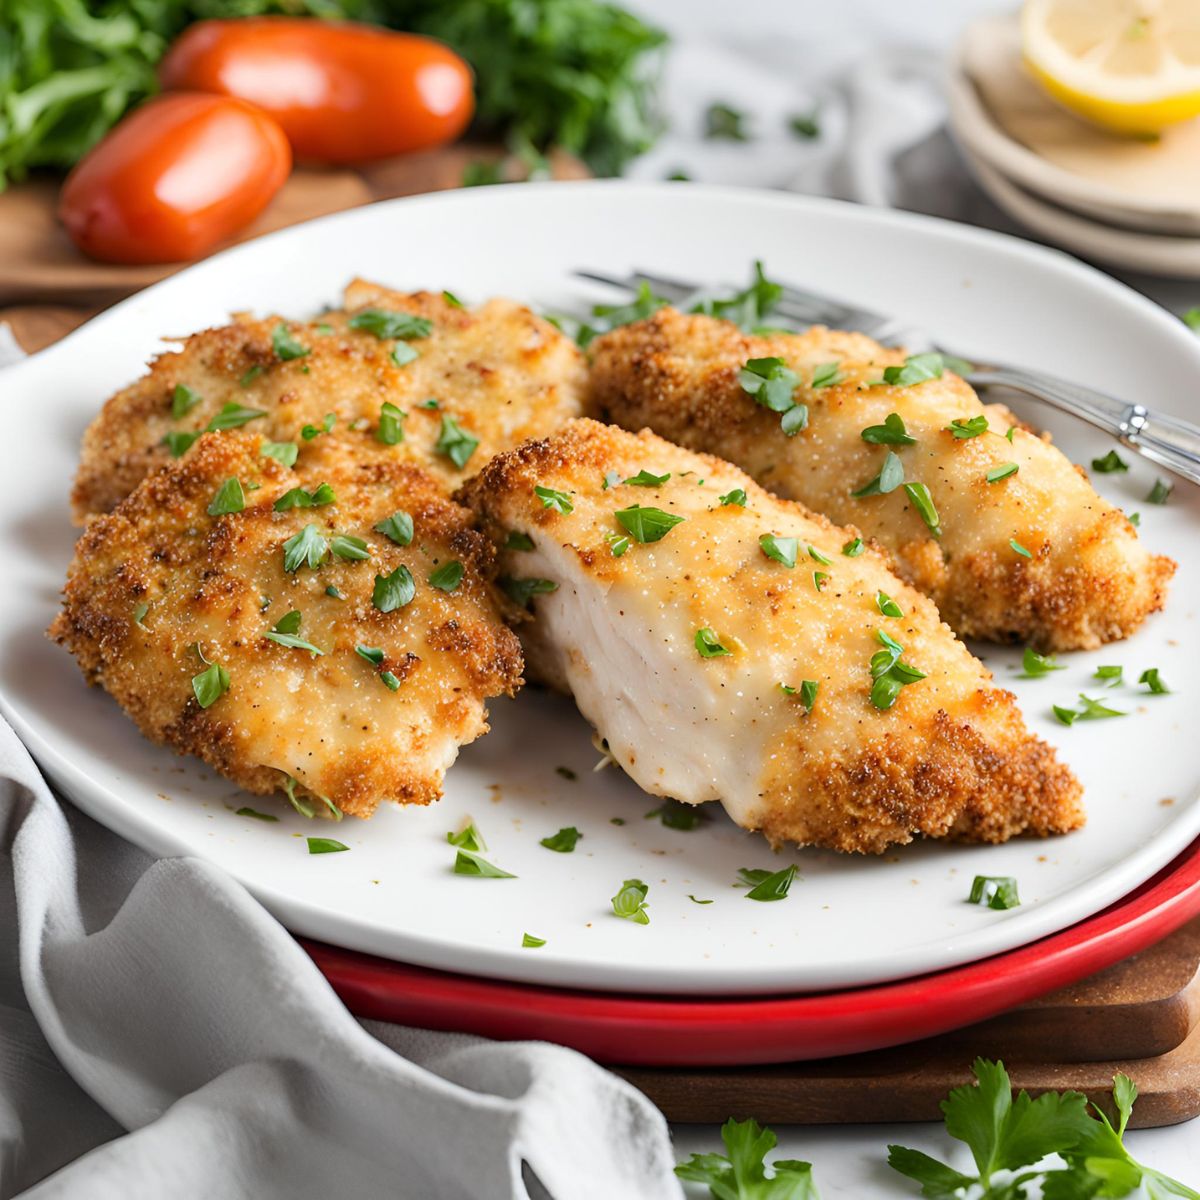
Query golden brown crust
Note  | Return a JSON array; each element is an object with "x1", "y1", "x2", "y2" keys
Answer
[
  {"x1": 460, "y1": 418, "x2": 1082, "y2": 854},
  {"x1": 588, "y1": 308, "x2": 1174, "y2": 651},
  {"x1": 73, "y1": 280, "x2": 587, "y2": 520},
  {"x1": 53, "y1": 431, "x2": 523, "y2": 818}
]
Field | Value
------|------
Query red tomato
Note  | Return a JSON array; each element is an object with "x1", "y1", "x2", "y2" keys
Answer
[
  {"x1": 159, "y1": 19, "x2": 475, "y2": 164},
  {"x1": 59, "y1": 93, "x2": 291, "y2": 265}
]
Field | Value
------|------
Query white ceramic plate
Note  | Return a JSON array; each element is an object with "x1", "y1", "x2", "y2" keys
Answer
[{"x1": 2, "y1": 182, "x2": 1198, "y2": 996}]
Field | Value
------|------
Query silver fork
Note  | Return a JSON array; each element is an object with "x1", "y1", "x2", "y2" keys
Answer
[{"x1": 577, "y1": 268, "x2": 1200, "y2": 487}]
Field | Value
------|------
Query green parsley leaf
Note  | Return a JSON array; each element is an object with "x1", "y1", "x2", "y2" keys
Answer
[
  {"x1": 780, "y1": 680, "x2": 820, "y2": 712},
  {"x1": 623, "y1": 469, "x2": 671, "y2": 487},
  {"x1": 812, "y1": 570, "x2": 829, "y2": 591},
  {"x1": 676, "y1": 1118, "x2": 818, "y2": 1199},
  {"x1": 435, "y1": 414, "x2": 479, "y2": 469},
  {"x1": 1092, "y1": 449, "x2": 1129, "y2": 473},
  {"x1": 611, "y1": 878, "x2": 650, "y2": 924},
  {"x1": 862, "y1": 412, "x2": 916, "y2": 446},
  {"x1": 852, "y1": 450, "x2": 905, "y2": 497},
  {"x1": 375, "y1": 511, "x2": 414, "y2": 546},
  {"x1": 191, "y1": 648, "x2": 230, "y2": 709},
  {"x1": 307, "y1": 837, "x2": 348, "y2": 854},
  {"x1": 903, "y1": 482, "x2": 941, "y2": 536},
  {"x1": 688, "y1": 895, "x2": 713, "y2": 904},
  {"x1": 301, "y1": 413, "x2": 335, "y2": 441},
  {"x1": 540, "y1": 826, "x2": 582, "y2": 852},
  {"x1": 947, "y1": 415, "x2": 988, "y2": 439},
  {"x1": 1139, "y1": 667, "x2": 1169, "y2": 694},
  {"x1": 1005, "y1": 426, "x2": 1016, "y2": 443},
  {"x1": 207, "y1": 477, "x2": 245, "y2": 517},
  {"x1": 691, "y1": 261, "x2": 782, "y2": 331},
  {"x1": 811, "y1": 361, "x2": 842, "y2": 389},
  {"x1": 645, "y1": 797, "x2": 707, "y2": 830},
  {"x1": 349, "y1": 308, "x2": 433, "y2": 341},
  {"x1": 1054, "y1": 704, "x2": 1080, "y2": 726},
  {"x1": 986, "y1": 462, "x2": 1019, "y2": 484},
  {"x1": 264, "y1": 610, "x2": 323, "y2": 655},
  {"x1": 842, "y1": 537, "x2": 865, "y2": 557},
  {"x1": 504, "y1": 530, "x2": 535, "y2": 551},
  {"x1": 502, "y1": 576, "x2": 558, "y2": 605},
  {"x1": 164, "y1": 431, "x2": 199, "y2": 457},
  {"x1": 330, "y1": 534, "x2": 369, "y2": 562},
  {"x1": 882, "y1": 352, "x2": 945, "y2": 387},
  {"x1": 695, "y1": 627, "x2": 731, "y2": 658},
  {"x1": 807, "y1": 544, "x2": 832, "y2": 565},
  {"x1": 240, "y1": 365, "x2": 264, "y2": 387},
  {"x1": 390, "y1": 342, "x2": 419, "y2": 367},
  {"x1": 1147, "y1": 477, "x2": 1173, "y2": 505},
  {"x1": 447, "y1": 821, "x2": 487, "y2": 852},
  {"x1": 325, "y1": 585, "x2": 344, "y2": 600},
  {"x1": 355, "y1": 645, "x2": 385, "y2": 668},
  {"x1": 615, "y1": 504, "x2": 685, "y2": 543},
  {"x1": 1077, "y1": 693, "x2": 1127, "y2": 720},
  {"x1": 789, "y1": 109, "x2": 820, "y2": 139},
  {"x1": 780, "y1": 405, "x2": 809, "y2": 436},
  {"x1": 969, "y1": 875, "x2": 1020, "y2": 910},
  {"x1": 205, "y1": 402, "x2": 266, "y2": 432},
  {"x1": 737, "y1": 865, "x2": 798, "y2": 901},
  {"x1": 759, "y1": 533, "x2": 799, "y2": 568},
  {"x1": 373, "y1": 564, "x2": 416, "y2": 612},
  {"x1": 1011, "y1": 538, "x2": 1032, "y2": 558},
  {"x1": 719, "y1": 488, "x2": 747, "y2": 507},
  {"x1": 429, "y1": 561, "x2": 464, "y2": 592},
  {"x1": 280, "y1": 774, "x2": 340, "y2": 821},
  {"x1": 607, "y1": 532, "x2": 631, "y2": 556},
  {"x1": 876, "y1": 590, "x2": 903, "y2": 618},
  {"x1": 274, "y1": 483, "x2": 335, "y2": 511},
  {"x1": 869, "y1": 629, "x2": 926, "y2": 710},
  {"x1": 260, "y1": 441, "x2": 298, "y2": 467},
  {"x1": 171, "y1": 383, "x2": 202, "y2": 419},
  {"x1": 738, "y1": 355, "x2": 801, "y2": 420},
  {"x1": 535, "y1": 484, "x2": 574, "y2": 514},
  {"x1": 522, "y1": 933, "x2": 546, "y2": 948},
  {"x1": 132, "y1": 602, "x2": 149, "y2": 629},
  {"x1": 1094, "y1": 664, "x2": 1123, "y2": 687},
  {"x1": 453, "y1": 847, "x2": 516, "y2": 878},
  {"x1": 376, "y1": 401, "x2": 407, "y2": 446},
  {"x1": 1128, "y1": 511, "x2": 1141, "y2": 527},
  {"x1": 272, "y1": 324, "x2": 310, "y2": 361},
  {"x1": 1021, "y1": 647, "x2": 1065, "y2": 678},
  {"x1": 579, "y1": 282, "x2": 668, "y2": 347},
  {"x1": 705, "y1": 101, "x2": 748, "y2": 140},
  {"x1": 237, "y1": 807, "x2": 278, "y2": 822},
  {"x1": 442, "y1": 291, "x2": 463, "y2": 308}
]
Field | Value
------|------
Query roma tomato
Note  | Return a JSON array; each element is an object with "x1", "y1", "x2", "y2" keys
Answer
[
  {"x1": 59, "y1": 93, "x2": 291, "y2": 265},
  {"x1": 159, "y1": 19, "x2": 474, "y2": 164}
]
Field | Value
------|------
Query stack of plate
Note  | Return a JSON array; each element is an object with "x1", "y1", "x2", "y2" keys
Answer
[
  {"x1": 949, "y1": 13, "x2": 1200, "y2": 278},
  {"x1": 3, "y1": 184, "x2": 1198, "y2": 1068}
]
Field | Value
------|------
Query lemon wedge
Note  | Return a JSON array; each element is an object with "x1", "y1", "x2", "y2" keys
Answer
[{"x1": 1022, "y1": 0, "x2": 1200, "y2": 134}]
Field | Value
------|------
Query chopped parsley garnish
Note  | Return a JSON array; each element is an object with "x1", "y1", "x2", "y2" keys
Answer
[
  {"x1": 325, "y1": 586, "x2": 343, "y2": 599},
  {"x1": 611, "y1": 878, "x2": 649, "y2": 924},
  {"x1": 372, "y1": 564, "x2": 415, "y2": 612},
  {"x1": 330, "y1": 534, "x2": 369, "y2": 562},
  {"x1": 453, "y1": 848, "x2": 516, "y2": 878},
  {"x1": 434, "y1": 414, "x2": 479, "y2": 468},
  {"x1": 307, "y1": 837, "x2": 348, "y2": 854},
  {"x1": 442, "y1": 291, "x2": 463, "y2": 308},
  {"x1": 737, "y1": 865, "x2": 798, "y2": 901},
  {"x1": 260, "y1": 441, "x2": 298, "y2": 467},
  {"x1": 780, "y1": 680, "x2": 819, "y2": 712},
  {"x1": 615, "y1": 504, "x2": 685, "y2": 543},
  {"x1": 540, "y1": 826, "x2": 582, "y2": 852},
  {"x1": 171, "y1": 383, "x2": 202, "y2": 418},
  {"x1": 601, "y1": 471, "x2": 621, "y2": 490},
  {"x1": 690, "y1": 260, "x2": 782, "y2": 331},
  {"x1": 164, "y1": 431, "x2": 199, "y2": 457},
  {"x1": 947, "y1": 415, "x2": 988, "y2": 439},
  {"x1": 688, "y1": 895, "x2": 713, "y2": 905},
  {"x1": 718, "y1": 488, "x2": 747, "y2": 507},
  {"x1": 694, "y1": 627, "x2": 730, "y2": 658},
  {"x1": 759, "y1": 533, "x2": 799, "y2": 568},
  {"x1": 607, "y1": 533, "x2": 630, "y2": 557},
  {"x1": 645, "y1": 797, "x2": 707, "y2": 830},
  {"x1": 280, "y1": 775, "x2": 340, "y2": 821},
  {"x1": 237, "y1": 807, "x2": 278, "y2": 822},
  {"x1": 1020, "y1": 647, "x2": 1064, "y2": 678},
  {"x1": 521, "y1": 933, "x2": 546, "y2": 949},
  {"x1": 282, "y1": 525, "x2": 328, "y2": 572},
  {"x1": 705, "y1": 101, "x2": 748, "y2": 140},
  {"x1": 1140, "y1": 667, "x2": 1169, "y2": 694},
  {"x1": 738, "y1": 356, "x2": 807, "y2": 435},
  {"x1": 271, "y1": 324, "x2": 309, "y2": 361},
  {"x1": 1010, "y1": 537, "x2": 1032, "y2": 558},
  {"x1": 240, "y1": 365, "x2": 264, "y2": 387},
  {"x1": 1128, "y1": 511, "x2": 1141, "y2": 527},
  {"x1": 504, "y1": 531, "x2": 535, "y2": 551},
  {"x1": 191, "y1": 646, "x2": 230, "y2": 709},
  {"x1": 812, "y1": 570, "x2": 829, "y2": 591},
  {"x1": 623, "y1": 469, "x2": 671, "y2": 487},
  {"x1": 1054, "y1": 705, "x2": 1079, "y2": 726},
  {"x1": 375, "y1": 510, "x2": 414, "y2": 546},
  {"x1": 1092, "y1": 449, "x2": 1129, "y2": 473},
  {"x1": 881, "y1": 351, "x2": 944, "y2": 387},
  {"x1": 429, "y1": 561, "x2": 464, "y2": 592},
  {"x1": 355, "y1": 645, "x2": 384, "y2": 667},
  {"x1": 869, "y1": 629, "x2": 926, "y2": 710},
  {"x1": 578, "y1": 282, "x2": 668, "y2": 347},
  {"x1": 448, "y1": 821, "x2": 487, "y2": 851},
  {"x1": 376, "y1": 401, "x2": 407, "y2": 445},
  {"x1": 1147, "y1": 477, "x2": 1173, "y2": 505},
  {"x1": 676, "y1": 1118, "x2": 815, "y2": 1196},
  {"x1": 969, "y1": 875, "x2": 1020, "y2": 910},
  {"x1": 301, "y1": 412, "x2": 335, "y2": 441},
  {"x1": 206, "y1": 402, "x2": 266, "y2": 432},
  {"x1": 274, "y1": 482, "x2": 335, "y2": 511},
  {"x1": 1006, "y1": 426, "x2": 1016, "y2": 443},
  {"x1": 1056, "y1": 693, "x2": 1127, "y2": 724},
  {"x1": 556, "y1": 766, "x2": 577, "y2": 780},
  {"x1": 851, "y1": 450, "x2": 904, "y2": 497},
  {"x1": 264, "y1": 611, "x2": 323, "y2": 655},
  {"x1": 1095, "y1": 664, "x2": 1123, "y2": 686},
  {"x1": 390, "y1": 342, "x2": 419, "y2": 367},
  {"x1": 811, "y1": 361, "x2": 842, "y2": 389},
  {"x1": 349, "y1": 308, "x2": 433, "y2": 341},
  {"x1": 502, "y1": 576, "x2": 558, "y2": 605},
  {"x1": 207, "y1": 477, "x2": 245, "y2": 517},
  {"x1": 861, "y1": 412, "x2": 916, "y2": 446},
  {"x1": 132, "y1": 602, "x2": 149, "y2": 629},
  {"x1": 789, "y1": 109, "x2": 820, "y2": 138},
  {"x1": 842, "y1": 537, "x2": 865, "y2": 557},
  {"x1": 534, "y1": 484, "x2": 574, "y2": 514},
  {"x1": 903, "y1": 482, "x2": 941, "y2": 536},
  {"x1": 875, "y1": 590, "x2": 903, "y2": 618},
  {"x1": 986, "y1": 462, "x2": 1019, "y2": 484}
]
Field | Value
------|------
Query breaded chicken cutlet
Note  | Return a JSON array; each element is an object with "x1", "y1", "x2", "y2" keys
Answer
[
  {"x1": 589, "y1": 309, "x2": 1174, "y2": 652},
  {"x1": 72, "y1": 278, "x2": 587, "y2": 519},
  {"x1": 52, "y1": 431, "x2": 523, "y2": 818},
  {"x1": 458, "y1": 419, "x2": 1083, "y2": 854}
]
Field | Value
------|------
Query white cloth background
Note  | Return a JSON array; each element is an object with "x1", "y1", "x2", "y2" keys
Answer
[{"x1": 3, "y1": 7, "x2": 1198, "y2": 1197}]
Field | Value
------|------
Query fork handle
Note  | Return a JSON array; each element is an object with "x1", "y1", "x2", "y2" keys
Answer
[{"x1": 966, "y1": 365, "x2": 1200, "y2": 487}]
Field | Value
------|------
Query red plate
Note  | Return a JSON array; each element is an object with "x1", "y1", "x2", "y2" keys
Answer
[{"x1": 303, "y1": 837, "x2": 1200, "y2": 1067}]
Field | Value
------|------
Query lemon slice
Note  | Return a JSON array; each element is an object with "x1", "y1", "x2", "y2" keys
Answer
[{"x1": 1022, "y1": 0, "x2": 1200, "y2": 134}]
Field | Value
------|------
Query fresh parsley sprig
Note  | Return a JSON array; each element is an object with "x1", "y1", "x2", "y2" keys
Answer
[{"x1": 676, "y1": 1118, "x2": 817, "y2": 1198}]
